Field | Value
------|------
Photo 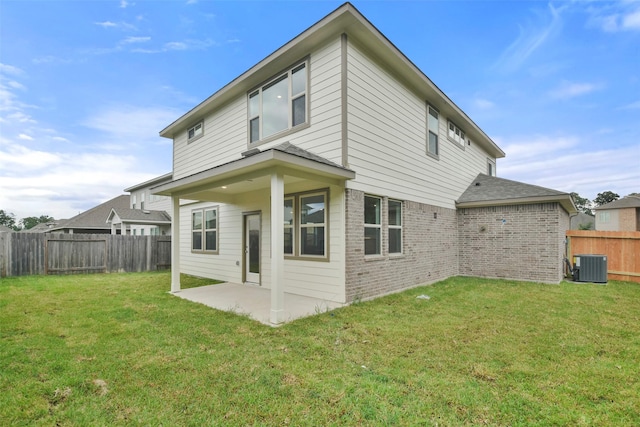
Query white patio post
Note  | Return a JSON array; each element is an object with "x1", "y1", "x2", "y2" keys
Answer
[
  {"x1": 270, "y1": 171, "x2": 285, "y2": 324},
  {"x1": 171, "y1": 195, "x2": 181, "y2": 293}
]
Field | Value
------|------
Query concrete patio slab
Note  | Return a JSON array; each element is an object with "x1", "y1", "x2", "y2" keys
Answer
[{"x1": 172, "y1": 282, "x2": 345, "y2": 326}]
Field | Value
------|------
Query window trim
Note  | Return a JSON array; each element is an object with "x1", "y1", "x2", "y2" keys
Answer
[
  {"x1": 426, "y1": 104, "x2": 440, "y2": 159},
  {"x1": 247, "y1": 58, "x2": 310, "y2": 147},
  {"x1": 447, "y1": 120, "x2": 466, "y2": 149},
  {"x1": 187, "y1": 122, "x2": 204, "y2": 143},
  {"x1": 487, "y1": 159, "x2": 496, "y2": 176},
  {"x1": 364, "y1": 195, "x2": 382, "y2": 257},
  {"x1": 191, "y1": 206, "x2": 219, "y2": 254},
  {"x1": 388, "y1": 199, "x2": 403, "y2": 255},
  {"x1": 284, "y1": 188, "x2": 329, "y2": 261}
]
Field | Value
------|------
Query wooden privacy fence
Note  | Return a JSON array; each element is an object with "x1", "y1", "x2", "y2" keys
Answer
[
  {"x1": 0, "y1": 233, "x2": 171, "y2": 278},
  {"x1": 566, "y1": 230, "x2": 640, "y2": 283}
]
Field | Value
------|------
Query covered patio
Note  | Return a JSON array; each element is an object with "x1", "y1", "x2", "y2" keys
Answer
[{"x1": 173, "y1": 282, "x2": 346, "y2": 325}]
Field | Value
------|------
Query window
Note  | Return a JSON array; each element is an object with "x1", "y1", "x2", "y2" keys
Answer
[
  {"x1": 248, "y1": 62, "x2": 307, "y2": 143},
  {"x1": 284, "y1": 197, "x2": 295, "y2": 255},
  {"x1": 188, "y1": 122, "x2": 203, "y2": 142},
  {"x1": 192, "y1": 207, "x2": 218, "y2": 253},
  {"x1": 283, "y1": 190, "x2": 328, "y2": 258},
  {"x1": 132, "y1": 229, "x2": 137, "y2": 236},
  {"x1": 388, "y1": 200, "x2": 402, "y2": 254},
  {"x1": 132, "y1": 195, "x2": 137, "y2": 209},
  {"x1": 364, "y1": 195, "x2": 382, "y2": 255},
  {"x1": 140, "y1": 229, "x2": 145, "y2": 236},
  {"x1": 487, "y1": 160, "x2": 495, "y2": 176},
  {"x1": 140, "y1": 194, "x2": 145, "y2": 210},
  {"x1": 598, "y1": 211, "x2": 610, "y2": 224},
  {"x1": 427, "y1": 105, "x2": 439, "y2": 157},
  {"x1": 150, "y1": 227, "x2": 159, "y2": 236},
  {"x1": 448, "y1": 121, "x2": 465, "y2": 146}
]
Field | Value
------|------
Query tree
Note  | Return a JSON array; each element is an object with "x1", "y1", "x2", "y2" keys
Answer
[
  {"x1": 593, "y1": 191, "x2": 620, "y2": 207},
  {"x1": 570, "y1": 192, "x2": 593, "y2": 215},
  {"x1": 20, "y1": 215, "x2": 55, "y2": 230},
  {"x1": 0, "y1": 210, "x2": 19, "y2": 231}
]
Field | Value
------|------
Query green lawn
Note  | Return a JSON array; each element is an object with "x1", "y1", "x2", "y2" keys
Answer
[{"x1": 1, "y1": 272, "x2": 639, "y2": 426}]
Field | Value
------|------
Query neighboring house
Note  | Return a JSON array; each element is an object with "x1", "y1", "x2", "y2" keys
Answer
[
  {"x1": 570, "y1": 212, "x2": 595, "y2": 230},
  {"x1": 151, "y1": 3, "x2": 575, "y2": 324},
  {"x1": 595, "y1": 196, "x2": 640, "y2": 231},
  {"x1": 115, "y1": 173, "x2": 174, "y2": 236},
  {"x1": 0, "y1": 224, "x2": 14, "y2": 233},
  {"x1": 106, "y1": 208, "x2": 172, "y2": 236},
  {"x1": 46, "y1": 195, "x2": 131, "y2": 234}
]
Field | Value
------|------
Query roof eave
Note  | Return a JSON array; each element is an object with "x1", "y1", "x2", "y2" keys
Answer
[{"x1": 457, "y1": 194, "x2": 576, "y2": 214}]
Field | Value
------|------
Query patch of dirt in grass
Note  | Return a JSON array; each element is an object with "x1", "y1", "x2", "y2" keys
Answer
[{"x1": 92, "y1": 379, "x2": 108, "y2": 396}]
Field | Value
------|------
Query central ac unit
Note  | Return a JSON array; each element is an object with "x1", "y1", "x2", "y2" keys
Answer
[{"x1": 573, "y1": 254, "x2": 608, "y2": 283}]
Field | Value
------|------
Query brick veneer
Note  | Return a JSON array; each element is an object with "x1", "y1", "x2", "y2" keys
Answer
[
  {"x1": 618, "y1": 208, "x2": 640, "y2": 231},
  {"x1": 344, "y1": 189, "x2": 458, "y2": 302},
  {"x1": 457, "y1": 202, "x2": 570, "y2": 283}
]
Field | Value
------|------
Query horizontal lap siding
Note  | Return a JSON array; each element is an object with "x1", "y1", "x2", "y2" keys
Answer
[
  {"x1": 346, "y1": 42, "x2": 492, "y2": 208},
  {"x1": 178, "y1": 185, "x2": 346, "y2": 302}
]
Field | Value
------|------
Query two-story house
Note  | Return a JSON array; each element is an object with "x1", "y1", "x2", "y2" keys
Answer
[{"x1": 153, "y1": 3, "x2": 574, "y2": 324}]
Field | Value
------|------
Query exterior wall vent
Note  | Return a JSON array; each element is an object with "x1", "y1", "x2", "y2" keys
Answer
[{"x1": 573, "y1": 254, "x2": 608, "y2": 283}]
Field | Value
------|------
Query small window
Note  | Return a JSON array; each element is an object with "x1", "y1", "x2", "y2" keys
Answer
[
  {"x1": 192, "y1": 207, "x2": 218, "y2": 253},
  {"x1": 364, "y1": 195, "x2": 382, "y2": 256},
  {"x1": 448, "y1": 121, "x2": 465, "y2": 146},
  {"x1": 598, "y1": 211, "x2": 610, "y2": 224},
  {"x1": 132, "y1": 195, "x2": 137, "y2": 209},
  {"x1": 427, "y1": 105, "x2": 439, "y2": 158},
  {"x1": 487, "y1": 160, "x2": 495, "y2": 176},
  {"x1": 388, "y1": 200, "x2": 402, "y2": 254},
  {"x1": 284, "y1": 197, "x2": 295, "y2": 255},
  {"x1": 188, "y1": 122, "x2": 203, "y2": 142},
  {"x1": 140, "y1": 229, "x2": 145, "y2": 236},
  {"x1": 140, "y1": 193, "x2": 145, "y2": 210}
]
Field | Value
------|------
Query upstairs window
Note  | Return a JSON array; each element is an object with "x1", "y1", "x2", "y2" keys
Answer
[
  {"x1": 448, "y1": 121, "x2": 465, "y2": 147},
  {"x1": 487, "y1": 160, "x2": 496, "y2": 176},
  {"x1": 248, "y1": 61, "x2": 308, "y2": 143},
  {"x1": 427, "y1": 105, "x2": 439, "y2": 158},
  {"x1": 188, "y1": 122, "x2": 203, "y2": 142}
]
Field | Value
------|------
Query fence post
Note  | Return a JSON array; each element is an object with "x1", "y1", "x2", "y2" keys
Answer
[{"x1": 0, "y1": 232, "x2": 9, "y2": 278}]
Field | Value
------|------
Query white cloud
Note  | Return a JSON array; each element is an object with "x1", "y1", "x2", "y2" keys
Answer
[
  {"x1": 493, "y1": 3, "x2": 565, "y2": 73},
  {"x1": 549, "y1": 81, "x2": 601, "y2": 100},
  {"x1": 586, "y1": 3, "x2": 640, "y2": 32},
  {"x1": 18, "y1": 133, "x2": 33, "y2": 141},
  {"x1": 497, "y1": 134, "x2": 640, "y2": 199},
  {"x1": 0, "y1": 63, "x2": 24, "y2": 76},
  {"x1": 82, "y1": 104, "x2": 178, "y2": 143},
  {"x1": 95, "y1": 21, "x2": 118, "y2": 28},
  {"x1": 121, "y1": 36, "x2": 151, "y2": 44}
]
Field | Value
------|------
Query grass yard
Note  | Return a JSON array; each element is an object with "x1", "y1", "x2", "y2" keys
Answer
[{"x1": 1, "y1": 272, "x2": 639, "y2": 426}]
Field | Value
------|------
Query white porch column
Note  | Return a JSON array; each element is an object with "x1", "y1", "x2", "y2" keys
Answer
[
  {"x1": 171, "y1": 196, "x2": 181, "y2": 293},
  {"x1": 120, "y1": 222, "x2": 126, "y2": 235},
  {"x1": 270, "y1": 171, "x2": 285, "y2": 324}
]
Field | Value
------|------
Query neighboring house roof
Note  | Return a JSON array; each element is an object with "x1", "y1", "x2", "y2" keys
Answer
[
  {"x1": 594, "y1": 195, "x2": 640, "y2": 210},
  {"x1": 456, "y1": 174, "x2": 577, "y2": 213},
  {"x1": 570, "y1": 212, "x2": 595, "y2": 230},
  {"x1": 48, "y1": 195, "x2": 131, "y2": 232},
  {"x1": 158, "y1": 2, "x2": 505, "y2": 160},
  {"x1": 0, "y1": 224, "x2": 13, "y2": 233},
  {"x1": 21, "y1": 221, "x2": 66, "y2": 233},
  {"x1": 107, "y1": 208, "x2": 171, "y2": 224},
  {"x1": 124, "y1": 172, "x2": 173, "y2": 193}
]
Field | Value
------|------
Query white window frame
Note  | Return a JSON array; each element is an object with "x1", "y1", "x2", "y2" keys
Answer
[
  {"x1": 364, "y1": 195, "x2": 382, "y2": 256},
  {"x1": 598, "y1": 211, "x2": 610, "y2": 224},
  {"x1": 487, "y1": 159, "x2": 496, "y2": 176},
  {"x1": 447, "y1": 120, "x2": 466, "y2": 147},
  {"x1": 427, "y1": 105, "x2": 439, "y2": 159},
  {"x1": 388, "y1": 199, "x2": 403, "y2": 255},
  {"x1": 248, "y1": 60, "x2": 308, "y2": 145},
  {"x1": 284, "y1": 196, "x2": 295, "y2": 256},
  {"x1": 132, "y1": 195, "x2": 137, "y2": 209},
  {"x1": 191, "y1": 206, "x2": 219, "y2": 254},
  {"x1": 187, "y1": 122, "x2": 204, "y2": 143}
]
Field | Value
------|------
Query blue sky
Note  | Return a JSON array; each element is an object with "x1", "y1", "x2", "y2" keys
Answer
[{"x1": 1, "y1": 0, "x2": 639, "y2": 220}]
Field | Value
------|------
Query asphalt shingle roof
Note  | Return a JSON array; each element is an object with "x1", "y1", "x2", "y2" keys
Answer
[
  {"x1": 457, "y1": 174, "x2": 575, "y2": 212},
  {"x1": 50, "y1": 195, "x2": 130, "y2": 231},
  {"x1": 111, "y1": 208, "x2": 171, "y2": 222},
  {"x1": 595, "y1": 195, "x2": 640, "y2": 210}
]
